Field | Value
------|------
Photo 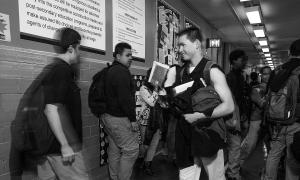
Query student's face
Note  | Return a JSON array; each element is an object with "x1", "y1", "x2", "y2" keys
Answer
[
  {"x1": 233, "y1": 55, "x2": 248, "y2": 70},
  {"x1": 178, "y1": 35, "x2": 199, "y2": 61},
  {"x1": 70, "y1": 43, "x2": 81, "y2": 64},
  {"x1": 261, "y1": 67, "x2": 271, "y2": 83},
  {"x1": 118, "y1": 48, "x2": 133, "y2": 68}
]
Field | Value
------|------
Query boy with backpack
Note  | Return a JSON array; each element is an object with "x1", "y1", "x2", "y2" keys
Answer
[
  {"x1": 96, "y1": 42, "x2": 139, "y2": 180},
  {"x1": 164, "y1": 27, "x2": 234, "y2": 180},
  {"x1": 264, "y1": 39, "x2": 300, "y2": 180},
  {"x1": 10, "y1": 28, "x2": 89, "y2": 179}
]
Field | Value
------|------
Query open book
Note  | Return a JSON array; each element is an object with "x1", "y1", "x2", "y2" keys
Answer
[{"x1": 148, "y1": 61, "x2": 170, "y2": 87}]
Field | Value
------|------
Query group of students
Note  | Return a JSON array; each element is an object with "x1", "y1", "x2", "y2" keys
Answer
[
  {"x1": 128, "y1": 27, "x2": 300, "y2": 180},
  {"x1": 10, "y1": 26, "x2": 300, "y2": 180}
]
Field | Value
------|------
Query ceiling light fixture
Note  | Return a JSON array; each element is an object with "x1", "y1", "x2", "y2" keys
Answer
[
  {"x1": 259, "y1": 38, "x2": 268, "y2": 46},
  {"x1": 264, "y1": 53, "x2": 271, "y2": 57},
  {"x1": 240, "y1": 0, "x2": 251, "y2": 2},
  {"x1": 245, "y1": 6, "x2": 262, "y2": 24},
  {"x1": 266, "y1": 57, "x2": 272, "y2": 60},
  {"x1": 262, "y1": 48, "x2": 269, "y2": 52},
  {"x1": 253, "y1": 26, "x2": 265, "y2": 37}
]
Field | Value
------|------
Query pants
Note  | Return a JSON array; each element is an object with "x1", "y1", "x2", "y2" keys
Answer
[
  {"x1": 101, "y1": 114, "x2": 139, "y2": 180},
  {"x1": 37, "y1": 152, "x2": 89, "y2": 180},
  {"x1": 264, "y1": 122, "x2": 300, "y2": 180},
  {"x1": 240, "y1": 120, "x2": 261, "y2": 165},
  {"x1": 227, "y1": 132, "x2": 241, "y2": 179},
  {"x1": 140, "y1": 126, "x2": 161, "y2": 161},
  {"x1": 167, "y1": 114, "x2": 177, "y2": 160},
  {"x1": 179, "y1": 149, "x2": 226, "y2": 180}
]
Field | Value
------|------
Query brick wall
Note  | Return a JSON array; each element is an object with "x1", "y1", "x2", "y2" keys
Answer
[{"x1": 0, "y1": 45, "x2": 148, "y2": 180}]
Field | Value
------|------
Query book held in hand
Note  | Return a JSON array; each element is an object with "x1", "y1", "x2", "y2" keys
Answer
[
  {"x1": 148, "y1": 61, "x2": 170, "y2": 87},
  {"x1": 172, "y1": 81, "x2": 194, "y2": 96}
]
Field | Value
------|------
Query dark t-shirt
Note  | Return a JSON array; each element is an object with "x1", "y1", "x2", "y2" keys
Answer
[{"x1": 43, "y1": 58, "x2": 82, "y2": 153}]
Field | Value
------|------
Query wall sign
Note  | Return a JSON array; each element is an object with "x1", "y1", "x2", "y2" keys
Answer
[
  {"x1": 18, "y1": 0, "x2": 106, "y2": 52},
  {"x1": 112, "y1": 0, "x2": 145, "y2": 61},
  {"x1": 207, "y1": 38, "x2": 221, "y2": 48}
]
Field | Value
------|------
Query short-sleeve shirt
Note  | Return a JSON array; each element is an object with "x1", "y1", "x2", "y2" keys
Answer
[{"x1": 43, "y1": 58, "x2": 82, "y2": 153}]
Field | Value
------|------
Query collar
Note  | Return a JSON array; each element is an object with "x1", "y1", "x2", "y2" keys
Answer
[{"x1": 112, "y1": 60, "x2": 129, "y2": 69}]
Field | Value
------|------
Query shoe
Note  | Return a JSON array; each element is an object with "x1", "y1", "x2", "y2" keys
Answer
[{"x1": 143, "y1": 161, "x2": 154, "y2": 176}]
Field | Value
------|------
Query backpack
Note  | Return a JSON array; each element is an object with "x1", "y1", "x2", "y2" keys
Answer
[
  {"x1": 11, "y1": 64, "x2": 58, "y2": 156},
  {"x1": 265, "y1": 66, "x2": 300, "y2": 125},
  {"x1": 88, "y1": 63, "x2": 111, "y2": 117}
]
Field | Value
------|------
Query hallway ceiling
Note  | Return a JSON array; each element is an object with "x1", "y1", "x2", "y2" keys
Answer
[{"x1": 183, "y1": 0, "x2": 300, "y2": 66}]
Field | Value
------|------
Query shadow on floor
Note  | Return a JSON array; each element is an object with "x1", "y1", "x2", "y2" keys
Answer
[{"x1": 132, "y1": 155, "x2": 179, "y2": 180}]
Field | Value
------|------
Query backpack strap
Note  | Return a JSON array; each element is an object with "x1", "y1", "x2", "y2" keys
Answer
[{"x1": 203, "y1": 60, "x2": 215, "y2": 86}]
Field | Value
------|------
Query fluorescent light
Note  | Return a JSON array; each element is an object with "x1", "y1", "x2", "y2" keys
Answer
[
  {"x1": 265, "y1": 53, "x2": 271, "y2": 57},
  {"x1": 240, "y1": 0, "x2": 251, "y2": 1},
  {"x1": 266, "y1": 57, "x2": 272, "y2": 60},
  {"x1": 262, "y1": 48, "x2": 269, "y2": 52},
  {"x1": 253, "y1": 26, "x2": 265, "y2": 37},
  {"x1": 259, "y1": 38, "x2": 268, "y2": 46},
  {"x1": 245, "y1": 6, "x2": 262, "y2": 24}
]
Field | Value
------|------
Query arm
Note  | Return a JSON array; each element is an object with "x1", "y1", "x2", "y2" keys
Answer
[
  {"x1": 44, "y1": 104, "x2": 75, "y2": 162},
  {"x1": 209, "y1": 67, "x2": 235, "y2": 117},
  {"x1": 184, "y1": 68, "x2": 234, "y2": 123},
  {"x1": 139, "y1": 85, "x2": 159, "y2": 107},
  {"x1": 164, "y1": 66, "x2": 177, "y2": 87}
]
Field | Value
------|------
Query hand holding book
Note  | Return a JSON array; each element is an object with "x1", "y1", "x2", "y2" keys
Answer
[{"x1": 148, "y1": 61, "x2": 170, "y2": 88}]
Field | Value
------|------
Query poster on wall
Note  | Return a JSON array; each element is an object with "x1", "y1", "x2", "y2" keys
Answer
[
  {"x1": 112, "y1": 0, "x2": 145, "y2": 61},
  {"x1": 18, "y1": 0, "x2": 106, "y2": 52},
  {"x1": 0, "y1": 12, "x2": 11, "y2": 42},
  {"x1": 156, "y1": 0, "x2": 181, "y2": 65}
]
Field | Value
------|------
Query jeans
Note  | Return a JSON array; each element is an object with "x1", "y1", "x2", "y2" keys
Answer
[
  {"x1": 227, "y1": 132, "x2": 241, "y2": 179},
  {"x1": 240, "y1": 120, "x2": 261, "y2": 165},
  {"x1": 264, "y1": 122, "x2": 300, "y2": 180},
  {"x1": 101, "y1": 113, "x2": 139, "y2": 180},
  {"x1": 37, "y1": 152, "x2": 89, "y2": 180}
]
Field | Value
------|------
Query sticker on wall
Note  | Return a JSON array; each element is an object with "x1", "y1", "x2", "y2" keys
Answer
[
  {"x1": 0, "y1": 12, "x2": 11, "y2": 42},
  {"x1": 99, "y1": 121, "x2": 108, "y2": 167}
]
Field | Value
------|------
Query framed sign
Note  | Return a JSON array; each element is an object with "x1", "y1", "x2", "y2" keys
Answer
[
  {"x1": 18, "y1": 0, "x2": 106, "y2": 53},
  {"x1": 112, "y1": 0, "x2": 145, "y2": 61}
]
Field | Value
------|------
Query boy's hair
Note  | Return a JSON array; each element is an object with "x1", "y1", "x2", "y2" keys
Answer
[
  {"x1": 177, "y1": 27, "x2": 203, "y2": 42},
  {"x1": 113, "y1": 42, "x2": 132, "y2": 58},
  {"x1": 55, "y1": 28, "x2": 81, "y2": 53},
  {"x1": 289, "y1": 39, "x2": 300, "y2": 57},
  {"x1": 250, "y1": 72, "x2": 258, "y2": 81},
  {"x1": 229, "y1": 49, "x2": 246, "y2": 64},
  {"x1": 260, "y1": 66, "x2": 271, "y2": 74}
]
